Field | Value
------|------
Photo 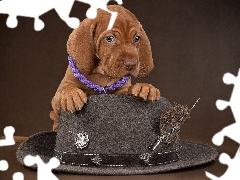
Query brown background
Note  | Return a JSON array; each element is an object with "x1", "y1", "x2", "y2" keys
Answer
[{"x1": 0, "y1": 0, "x2": 240, "y2": 179}]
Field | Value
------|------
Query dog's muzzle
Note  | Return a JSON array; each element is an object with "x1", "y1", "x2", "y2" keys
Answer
[{"x1": 123, "y1": 59, "x2": 137, "y2": 71}]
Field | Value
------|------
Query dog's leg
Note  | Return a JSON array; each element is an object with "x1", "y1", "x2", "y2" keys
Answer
[{"x1": 49, "y1": 111, "x2": 59, "y2": 131}]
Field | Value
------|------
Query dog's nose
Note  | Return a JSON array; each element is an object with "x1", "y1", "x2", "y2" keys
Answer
[{"x1": 123, "y1": 59, "x2": 137, "y2": 71}]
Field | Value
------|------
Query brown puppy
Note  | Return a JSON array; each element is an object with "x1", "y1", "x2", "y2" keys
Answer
[{"x1": 50, "y1": 5, "x2": 160, "y2": 131}]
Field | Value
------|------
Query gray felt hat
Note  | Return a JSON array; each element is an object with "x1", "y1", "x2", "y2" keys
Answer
[{"x1": 16, "y1": 95, "x2": 218, "y2": 175}]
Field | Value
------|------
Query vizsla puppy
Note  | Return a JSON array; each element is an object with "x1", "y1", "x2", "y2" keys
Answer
[{"x1": 50, "y1": 5, "x2": 160, "y2": 131}]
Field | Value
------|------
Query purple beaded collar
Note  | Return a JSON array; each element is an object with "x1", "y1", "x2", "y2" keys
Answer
[{"x1": 68, "y1": 56, "x2": 131, "y2": 94}]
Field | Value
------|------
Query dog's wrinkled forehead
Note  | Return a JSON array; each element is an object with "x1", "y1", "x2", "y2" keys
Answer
[{"x1": 93, "y1": 6, "x2": 142, "y2": 40}]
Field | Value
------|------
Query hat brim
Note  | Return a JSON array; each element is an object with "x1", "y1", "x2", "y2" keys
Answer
[{"x1": 16, "y1": 131, "x2": 218, "y2": 175}]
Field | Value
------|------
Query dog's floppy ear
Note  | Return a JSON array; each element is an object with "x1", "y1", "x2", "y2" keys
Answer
[
  {"x1": 67, "y1": 18, "x2": 97, "y2": 73},
  {"x1": 138, "y1": 27, "x2": 154, "y2": 77}
]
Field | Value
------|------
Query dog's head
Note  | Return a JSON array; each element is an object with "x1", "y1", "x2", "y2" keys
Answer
[{"x1": 67, "y1": 5, "x2": 153, "y2": 78}]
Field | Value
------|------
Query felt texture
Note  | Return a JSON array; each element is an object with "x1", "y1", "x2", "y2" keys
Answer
[
  {"x1": 50, "y1": 5, "x2": 160, "y2": 131},
  {"x1": 16, "y1": 132, "x2": 217, "y2": 175},
  {"x1": 55, "y1": 95, "x2": 174, "y2": 154},
  {"x1": 16, "y1": 94, "x2": 218, "y2": 175}
]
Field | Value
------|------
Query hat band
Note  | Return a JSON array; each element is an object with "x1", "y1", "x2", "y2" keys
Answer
[{"x1": 55, "y1": 150, "x2": 179, "y2": 167}]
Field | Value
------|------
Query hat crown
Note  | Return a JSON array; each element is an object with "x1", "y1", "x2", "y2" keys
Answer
[
  {"x1": 54, "y1": 95, "x2": 183, "y2": 167},
  {"x1": 55, "y1": 95, "x2": 175, "y2": 155}
]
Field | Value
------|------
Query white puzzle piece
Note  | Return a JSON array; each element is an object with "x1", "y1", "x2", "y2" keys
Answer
[
  {"x1": 213, "y1": 69, "x2": 240, "y2": 146},
  {"x1": 24, "y1": 155, "x2": 60, "y2": 180},
  {"x1": 0, "y1": 126, "x2": 15, "y2": 147},
  {"x1": 206, "y1": 68, "x2": 240, "y2": 179},
  {"x1": 206, "y1": 147, "x2": 240, "y2": 180},
  {"x1": 12, "y1": 172, "x2": 24, "y2": 180},
  {"x1": 0, "y1": 160, "x2": 8, "y2": 171},
  {"x1": 0, "y1": 0, "x2": 123, "y2": 31}
]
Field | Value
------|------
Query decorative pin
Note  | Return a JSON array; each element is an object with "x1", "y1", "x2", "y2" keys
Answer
[
  {"x1": 139, "y1": 153, "x2": 151, "y2": 164},
  {"x1": 155, "y1": 98, "x2": 201, "y2": 147},
  {"x1": 75, "y1": 132, "x2": 89, "y2": 149},
  {"x1": 91, "y1": 155, "x2": 102, "y2": 165},
  {"x1": 149, "y1": 134, "x2": 166, "y2": 151}
]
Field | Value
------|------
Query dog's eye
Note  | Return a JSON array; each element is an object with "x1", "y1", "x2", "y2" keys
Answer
[
  {"x1": 105, "y1": 36, "x2": 115, "y2": 42},
  {"x1": 134, "y1": 35, "x2": 140, "y2": 42}
]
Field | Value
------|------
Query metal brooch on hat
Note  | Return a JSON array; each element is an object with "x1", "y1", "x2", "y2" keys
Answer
[{"x1": 75, "y1": 132, "x2": 89, "y2": 149}]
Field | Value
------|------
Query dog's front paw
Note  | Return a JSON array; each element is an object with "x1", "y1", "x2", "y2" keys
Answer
[
  {"x1": 129, "y1": 83, "x2": 160, "y2": 101},
  {"x1": 61, "y1": 88, "x2": 87, "y2": 113},
  {"x1": 53, "y1": 87, "x2": 87, "y2": 113}
]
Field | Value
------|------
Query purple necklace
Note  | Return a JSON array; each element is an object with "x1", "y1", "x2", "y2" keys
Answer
[{"x1": 68, "y1": 56, "x2": 131, "y2": 94}]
